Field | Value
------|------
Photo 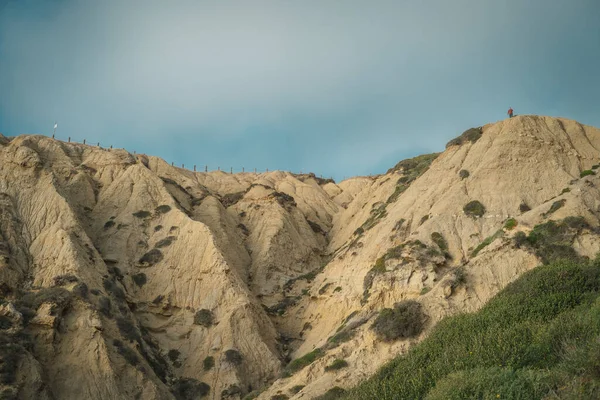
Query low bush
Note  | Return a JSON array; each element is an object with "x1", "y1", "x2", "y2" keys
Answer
[
  {"x1": 544, "y1": 199, "x2": 566, "y2": 217},
  {"x1": 72, "y1": 282, "x2": 89, "y2": 298},
  {"x1": 156, "y1": 236, "x2": 176, "y2": 248},
  {"x1": 446, "y1": 127, "x2": 482, "y2": 148},
  {"x1": 116, "y1": 317, "x2": 140, "y2": 342},
  {"x1": 132, "y1": 210, "x2": 151, "y2": 218},
  {"x1": 98, "y1": 296, "x2": 112, "y2": 317},
  {"x1": 519, "y1": 202, "x2": 531, "y2": 213},
  {"x1": 52, "y1": 274, "x2": 79, "y2": 287},
  {"x1": 193, "y1": 309, "x2": 214, "y2": 327},
  {"x1": 224, "y1": 349, "x2": 243, "y2": 365},
  {"x1": 431, "y1": 232, "x2": 448, "y2": 253},
  {"x1": 371, "y1": 300, "x2": 426, "y2": 342},
  {"x1": 155, "y1": 205, "x2": 172, "y2": 214},
  {"x1": 503, "y1": 218, "x2": 517, "y2": 230},
  {"x1": 463, "y1": 200, "x2": 486, "y2": 218},
  {"x1": 286, "y1": 348, "x2": 324, "y2": 374},
  {"x1": 167, "y1": 349, "x2": 180, "y2": 363},
  {"x1": 132, "y1": 273, "x2": 147, "y2": 287},
  {"x1": 341, "y1": 259, "x2": 600, "y2": 400},
  {"x1": 104, "y1": 220, "x2": 115, "y2": 229},
  {"x1": 580, "y1": 170, "x2": 596, "y2": 178},
  {"x1": 203, "y1": 356, "x2": 214, "y2": 371},
  {"x1": 171, "y1": 377, "x2": 210, "y2": 400},
  {"x1": 459, "y1": 169, "x2": 470, "y2": 179},
  {"x1": 290, "y1": 385, "x2": 305, "y2": 394},
  {"x1": 523, "y1": 217, "x2": 589, "y2": 264},
  {"x1": 270, "y1": 395, "x2": 288, "y2": 400},
  {"x1": 325, "y1": 359, "x2": 349, "y2": 372},
  {"x1": 471, "y1": 230, "x2": 504, "y2": 258},
  {"x1": 113, "y1": 339, "x2": 139, "y2": 366},
  {"x1": 139, "y1": 249, "x2": 163, "y2": 266}
]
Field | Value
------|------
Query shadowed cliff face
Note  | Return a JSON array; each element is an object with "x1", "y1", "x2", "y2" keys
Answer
[{"x1": 1, "y1": 115, "x2": 600, "y2": 399}]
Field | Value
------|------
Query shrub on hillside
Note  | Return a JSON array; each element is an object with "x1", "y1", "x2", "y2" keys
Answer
[
  {"x1": 133, "y1": 210, "x2": 151, "y2": 218},
  {"x1": 580, "y1": 170, "x2": 596, "y2": 178},
  {"x1": 203, "y1": 356, "x2": 214, "y2": 371},
  {"x1": 504, "y1": 218, "x2": 518, "y2": 230},
  {"x1": 155, "y1": 205, "x2": 172, "y2": 214},
  {"x1": 342, "y1": 259, "x2": 600, "y2": 400},
  {"x1": 286, "y1": 348, "x2": 324, "y2": 374},
  {"x1": 290, "y1": 385, "x2": 305, "y2": 394},
  {"x1": 371, "y1": 300, "x2": 426, "y2": 342},
  {"x1": 519, "y1": 202, "x2": 531, "y2": 213},
  {"x1": 463, "y1": 200, "x2": 486, "y2": 218},
  {"x1": 132, "y1": 273, "x2": 147, "y2": 287},
  {"x1": 139, "y1": 249, "x2": 163, "y2": 266},
  {"x1": 193, "y1": 309, "x2": 214, "y2": 327},
  {"x1": 459, "y1": 169, "x2": 470, "y2": 179},
  {"x1": 224, "y1": 349, "x2": 243, "y2": 366},
  {"x1": 325, "y1": 359, "x2": 349, "y2": 372},
  {"x1": 446, "y1": 127, "x2": 482, "y2": 148},
  {"x1": 171, "y1": 377, "x2": 210, "y2": 400}
]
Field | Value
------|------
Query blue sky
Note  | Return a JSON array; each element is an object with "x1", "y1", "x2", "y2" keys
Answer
[{"x1": 1, "y1": 1, "x2": 599, "y2": 181}]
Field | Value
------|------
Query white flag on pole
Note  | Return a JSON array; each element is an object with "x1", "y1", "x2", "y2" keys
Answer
[{"x1": 54, "y1": 123, "x2": 58, "y2": 129}]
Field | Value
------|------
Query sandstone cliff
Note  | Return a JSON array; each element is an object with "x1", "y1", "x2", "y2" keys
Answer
[{"x1": 0, "y1": 115, "x2": 599, "y2": 399}]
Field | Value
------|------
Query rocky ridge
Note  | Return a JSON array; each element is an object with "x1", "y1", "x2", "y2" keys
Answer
[{"x1": 0, "y1": 115, "x2": 600, "y2": 399}]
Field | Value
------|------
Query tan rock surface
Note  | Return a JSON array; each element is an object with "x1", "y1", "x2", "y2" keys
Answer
[{"x1": 0, "y1": 115, "x2": 599, "y2": 399}]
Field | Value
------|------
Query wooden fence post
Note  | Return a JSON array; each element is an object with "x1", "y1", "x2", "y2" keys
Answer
[{"x1": 194, "y1": 165, "x2": 196, "y2": 172}]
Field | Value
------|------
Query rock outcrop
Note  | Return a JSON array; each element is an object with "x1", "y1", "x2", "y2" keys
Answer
[{"x1": 1, "y1": 115, "x2": 600, "y2": 399}]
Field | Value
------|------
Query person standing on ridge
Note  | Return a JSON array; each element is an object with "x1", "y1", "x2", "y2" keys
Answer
[{"x1": 508, "y1": 107, "x2": 514, "y2": 118}]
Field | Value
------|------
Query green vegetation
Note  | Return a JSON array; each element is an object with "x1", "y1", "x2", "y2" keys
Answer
[
  {"x1": 139, "y1": 249, "x2": 163, "y2": 266},
  {"x1": 445, "y1": 127, "x2": 482, "y2": 148},
  {"x1": 104, "y1": 220, "x2": 115, "y2": 229},
  {"x1": 113, "y1": 339, "x2": 139, "y2": 366},
  {"x1": 319, "y1": 283, "x2": 332, "y2": 295},
  {"x1": 463, "y1": 200, "x2": 486, "y2": 218},
  {"x1": 155, "y1": 236, "x2": 176, "y2": 248},
  {"x1": 315, "y1": 387, "x2": 347, "y2": 400},
  {"x1": 580, "y1": 169, "x2": 596, "y2": 177},
  {"x1": 270, "y1": 395, "x2": 288, "y2": 400},
  {"x1": 133, "y1": 210, "x2": 151, "y2": 218},
  {"x1": 519, "y1": 202, "x2": 531, "y2": 213},
  {"x1": 325, "y1": 359, "x2": 349, "y2": 372},
  {"x1": 371, "y1": 300, "x2": 426, "y2": 342},
  {"x1": 171, "y1": 377, "x2": 210, "y2": 399},
  {"x1": 386, "y1": 153, "x2": 439, "y2": 203},
  {"x1": 203, "y1": 356, "x2": 214, "y2": 371},
  {"x1": 471, "y1": 230, "x2": 504, "y2": 258},
  {"x1": 193, "y1": 309, "x2": 214, "y2": 327},
  {"x1": 430, "y1": 232, "x2": 449, "y2": 257},
  {"x1": 155, "y1": 205, "x2": 172, "y2": 214},
  {"x1": 224, "y1": 349, "x2": 243, "y2": 365},
  {"x1": 220, "y1": 191, "x2": 245, "y2": 208},
  {"x1": 543, "y1": 199, "x2": 566, "y2": 217},
  {"x1": 289, "y1": 385, "x2": 305, "y2": 394},
  {"x1": 132, "y1": 273, "x2": 147, "y2": 287},
  {"x1": 561, "y1": 187, "x2": 571, "y2": 194},
  {"x1": 518, "y1": 217, "x2": 589, "y2": 265},
  {"x1": 359, "y1": 203, "x2": 388, "y2": 231},
  {"x1": 341, "y1": 259, "x2": 600, "y2": 400},
  {"x1": 503, "y1": 218, "x2": 517, "y2": 230},
  {"x1": 459, "y1": 169, "x2": 470, "y2": 180},
  {"x1": 334, "y1": 286, "x2": 342, "y2": 292},
  {"x1": 286, "y1": 348, "x2": 324, "y2": 374},
  {"x1": 167, "y1": 349, "x2": 180, "y2": 363}
]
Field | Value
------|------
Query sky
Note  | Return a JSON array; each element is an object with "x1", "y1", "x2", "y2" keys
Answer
[{"x1": 1, "y1": 0, "x2": 599, "y2": 181}]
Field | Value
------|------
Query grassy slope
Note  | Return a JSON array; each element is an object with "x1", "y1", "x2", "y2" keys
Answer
[{"x1": 341, "y1": 259, "x2": 600, "y2": 400}]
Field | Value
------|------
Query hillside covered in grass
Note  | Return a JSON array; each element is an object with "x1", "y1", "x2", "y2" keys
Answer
[{"x1": 341, "y1": 258, "x2": 600, "y2": 399}]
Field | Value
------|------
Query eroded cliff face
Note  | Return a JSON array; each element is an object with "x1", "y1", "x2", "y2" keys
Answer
[{"x1": 1, "y1": 115, "x2": 600, "y2": 400}]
